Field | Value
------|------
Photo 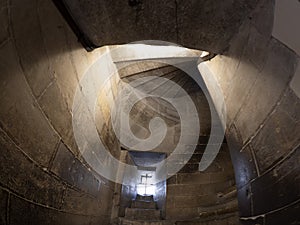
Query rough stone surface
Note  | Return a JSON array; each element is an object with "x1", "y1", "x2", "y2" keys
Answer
[
  {"x1": 0, "y1": 0, "x2": 115, "y2": 224},
  {"x1": 9, "y1": 195, "x2": 109, "y2": 225},
  {"x1": 202, "y1": 1, "x2": 300, "y2": 223},
  {"x1": 166, "y1": 142, "x2": 237, "y2": 221},
  {"x1": 0, "y1": 188, "x2": 8, "y2": 225},
  {"x1": 235, "y1": 38, "x2": 298, "y2": 143},
  {"x1": 0, "y1": 128, "x2": 65, "y2": 208},
  {"x1": 252, "y1": 88, "x2": 300, "y2": 172},
  {"x1": 1, "y1": 0, "x2": 299, "y2": 224},
  {"x1": 227, "y1": 125, "x2": 258, "y2": 190},
  {"x1": 265, "y1": 200, "x2": 300, "y2": 225},
  {"x1": 0, "y1": 42, "x2": 60, "y2": 167},
  {"x1": 251, "y1": 146, "x2": 300, "y2": 215},
  {"x1": 50, "y1": 142, "x2": 101, "y2": 196},
  {"x1": 0, "y1": 0, "x2": 9, "y2": 46},
  {"x1": 61, "y1": 0, "x2": 259, "y2": 53},
  {"x1": 10, "y1": 0, "x2": 54, "y2": 98}
]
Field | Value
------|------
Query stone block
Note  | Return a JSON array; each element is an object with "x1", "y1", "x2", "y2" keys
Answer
[
  {"x1": 171, "y1": 195, "x2": 218, "y2": 208},
  {"x1": 9, "y1": 195, "x2": 105, "y2": 225},
  {"x1": 235, "y1": 38, "x2": 298, "y2": 143},
  {"x1": 177, "y1": 173, "x2": 211, "y2": 185},
  {"x1": 166, "y1": 207, "x2": 198, "y2": 220},
  {"x1": 227, "y1": 21, "x2": 251, "y2": 62},
  {"x1": 167, "y1": 181, "x2": 234, "y2": 197},
  {"x1": 89, "y1": 216, "x2": 111, "y2": 225},
  {"x1": 177, "y1": 0, "x2": 258, "y2": 52},
  {"x1": 11, "y1": 0, "x2": 53, "y2": 97},
  {"x1": 64, "y1": 0, "x2": 177, "y2": 47},
  {"x1": 0, "y1": 188, "x2": 8, "y2": 225},
  {"x1": 290, "y1": 59, "x2": 300, "y2": 99},
  {"x1": 225, "y1": 58, "x2": 260, "y2": 124},
  {"x1": 125, "y1": 208, "x2": 161, "y2": 220},
  {"x1": 38, "y1": 0, "x2": 80, "y2": 109},
  {"x1": 265, "y1": 200, "x2": 300, "y2": 225},
  {"x1": 251, "y1": 0, "x2": 275, "y2": 38},
  {"x1": 227, "y1": 125, "x2": 258, "y2": 189},
  {"x1": 233, "y1": 145, "x2": 258, "y2": 189},
  {"x1": 251, "y1": 146, "x2": 300, "y2": 215},
  {"x1": 131, "y1": 200, "x2": 156, "y2": 209},
  {"x1": 0, "y1": 0, "x2": 9, "y2": 45},
  {"x1": 98, "y1": 183, "x2": 114, "y2": 215},
  {"x1": 63, "y1": 26, "x2": 90, "y2": 81},
  {"x1": 0, "y1": 129, "x2": 65, "y2": 208},
  {"x1": 0, "y1": 42, "x2": 59, "y2": 167},
  {"x1": 167, "y1": 176, "x2": 177, "y2": 185},
  {"x1": 243, "y1": 26, "x2": 270, "y2": 71},
  {"x1": 178, "y1": 163, "x2": 199, "y2": 173},
  {"x1": 209, "y1": 21, "x2": 251, "y2": 95},
  {"x1": 61, "y1": 188, "x2": 103, "y2": 215},
  {"x1": 237, "y1": 184, "x2": 252, "y2": 217},
  {"x1": 252, "y1": 88, "x2": 300, "y2": 172},
  {"x1": 50, "y1": 142, "x2": 100, "y2": 196},
  {"x1": 38, "y1": 81, "x2": 79, "y2": 155}
]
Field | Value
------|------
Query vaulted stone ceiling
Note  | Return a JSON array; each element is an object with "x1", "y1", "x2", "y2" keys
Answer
[{"x1": 55, "y1": 0, "x2": 259, "y2": 53}]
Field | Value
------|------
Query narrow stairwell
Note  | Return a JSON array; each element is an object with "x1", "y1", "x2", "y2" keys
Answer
[{"x1": 119, "y1": 195, "x2": 172, "y2": 225}]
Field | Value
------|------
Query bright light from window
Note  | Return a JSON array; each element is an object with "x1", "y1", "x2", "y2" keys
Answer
[{"x1": 136, "y1": 184, "x2": 156, "y2": 196}]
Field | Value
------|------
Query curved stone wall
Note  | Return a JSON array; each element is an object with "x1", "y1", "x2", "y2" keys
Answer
[
  {"x1": 200, "y1": 0, "x2": 300, "y2": 224},
  {"x1": 0, "y1": 0, "x2": 299, "y2": 224},
  {"x1": 0, "y1": 0, "x2": 115, "y2": 224}
]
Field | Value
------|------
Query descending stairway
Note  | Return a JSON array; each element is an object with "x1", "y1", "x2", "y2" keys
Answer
[
  {"x1": 116, "y1": 63, "x2": 239, "y2": 224},
  {"x1": 119, "y1": 195, "x2": 172, "y2": 225}
]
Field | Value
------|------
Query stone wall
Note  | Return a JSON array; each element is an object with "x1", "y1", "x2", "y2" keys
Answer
[
  {"x1": 201, "y1": 0, "x2": 300, "y2": 224},
  {"x1": 1, "y1": 0, "x2": 299, "y2": 224},
  {"x1": 165, "y1": 142, "x2": 238, "y2": 222},
  {"x1": 0, "y1": 0, "x2": 117, "y2": 224},
  {"x1": 56, "y1": 0, "x2": 259, "y2": 53}
]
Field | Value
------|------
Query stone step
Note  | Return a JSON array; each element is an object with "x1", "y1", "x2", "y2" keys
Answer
[
  {"x1": 119, "y1": 218, "x2": 174, "y2": 225},
  {"x1": 131, "y1": 200, "x2": 157, "y2": 209},
  {"x1": 198, "y1": 198, "x2": 238, "y2": 213},
  {"x1": 167, "y1": 181, "x2": 236, "y2": 196},
  {"x1": 175, "y1": 212, "x2": 240, "y2": 225},
  {"x1": 125, "y1": 208, "x2": 161, "y2": 220},
  {"x1": 120, "y1": 64, "x2": 176, "y2": 80},
  {"x1": 136, "y1": 195, "x2": 154, "y2": 202}
]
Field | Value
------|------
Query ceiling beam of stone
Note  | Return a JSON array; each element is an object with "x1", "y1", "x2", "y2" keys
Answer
[{"x1": 54, "y1": 0, "x2": 259, "y2": 53}]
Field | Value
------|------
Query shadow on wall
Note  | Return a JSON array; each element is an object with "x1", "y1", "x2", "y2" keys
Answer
[
  {"x1": 0, "y1": 0, "x2": 299, "y2": 224},
  {"x1": 0, "y1": 0, "x2": 115, "y2": 224},
  {"x1": 201, "y1": 0, "x2": 300, "y2": 224}
]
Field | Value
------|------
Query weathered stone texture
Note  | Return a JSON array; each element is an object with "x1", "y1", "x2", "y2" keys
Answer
[
  {"x1": 0, "y1": 0, "x2": 9, "y2": 46},
  {"x1": 0, "y1": 42, "x2": 59, "y2": 167},
  {"x1": 10, "y1": 0, "x2": 54, "y2": 98},
  {"x1": 236, "y1": 38, "x2": 298, "y2": 143},
  {"x1": 9, "y1": 195, "x2": 109, "y2": 225},
  {"x1": 227, "y1": 125, "x2": 258, "y2": 190},
  {"x1": 252, "y1": 88, "x2": 300, "y2": 172},
  {"x1": 204, "y1": 1, "x2": 300, "y2": 223},
  {"x1": 0, "y1": 188, "x2": 8, "y2": 225},
  {"x1": 0, "y1": 129, "x2": 65, "y2": 208},
  {"x1": 265, "y1": 200, "x2": 300, "y2": 225},
  {"x1": 0, "y1": 0, "x2": 299, "y2": 224},
  {"x1": 0, "y1": 0, "x2": 115, "y2": 224},
  {"x1": 62, "y1": 0, "x2": 259, "y2": 53},
  {"x1": 166, "y1": 142, "x2": 237, "y2": 221},
  {"x1": 251, "y1": 146, "x2": 300, "y2": 215},
  {"x1": 50, "y1": 142, "x2": 102, "y2": 196}
]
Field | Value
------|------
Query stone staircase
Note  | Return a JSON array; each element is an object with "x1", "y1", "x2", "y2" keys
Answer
[
  {"x1": 116, "y1": 63, "x2": 239, "y2": 224},
  {"x1": 119, "y1": 195, "x2": 172, "y2": 225}
]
